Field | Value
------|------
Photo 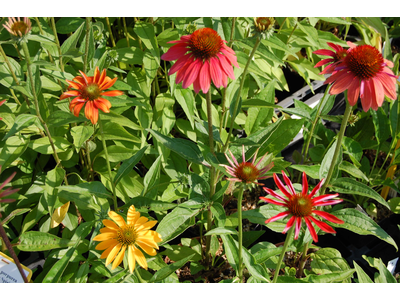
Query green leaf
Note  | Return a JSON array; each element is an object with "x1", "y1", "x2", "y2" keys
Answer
[
  {"x1": 134, "y1": 21, "x2": 160, "y2": 66},
  {"x1": 370, "y1": 107, "x2": 390, "y2": 146},
  {"x1": 339, "y1": 161, "x2": 369, "y2": 182},
  {"x1": 142, "y1": 155, "x2": 162, "y2": 199},
  {"x1": 70, "y1": 126, "x2": 94, "y2": 151},
  {"x1": 100, "y1": 110, "x2": 142, "y2": 131},
  {"x1": 116, "y1": 47, "x2": 144, "y2": 65},
  {"x1": 17, "y1": 231, "x2": 74, "y2": 251},
  {"x1": 161, "y1": 245, "x2": 201, "y2": 262},
  {"x1": 388, "y1": 197, "x2": 400, "y2": 214},
  {"x1": 376, "y1": 259, "x2": 397, "y2": 283},
  {"x1": 304, "y1": 269, "x2": 355, "y2": 283},
  {"x1": 56, "y1": 185, "x2": 100, "y2": 211},
  {"x1": 56, "y1": 17, "x2": 85, "y2": 34},
  {"x1": 42, "y1": 222, "x2": 93, "y2": 283},
  {"x1": 353, "y1": 261, "x2": 373, "y2": 283},
  {"x1": 310, "y1": 248, "x2": 352, "y2": 283},
  {"x1": 316, "y1": 17, "x2": 352, "y2": 25},
  {"x1": 2, "y1": 114, "x2": 41, "y2": 141},
  {"x1": 0, "y1": 136, "x2": 29, "y2": 170},
  {"x1": 149, "y1": 253, "x2": 195, "y2": 283},
  {"x1": 97, "y1": 145, "x2": 134, "y2": 163},
  {"x1": 205, "y1": 227, "x2": 238, "y2": 236},
  {"x1": 220, "y1": 234, "x2": 240, "y2": 272},
  {"x1": 210, "y1": 202, "x2": 226, "y2": 227},
  {"x1": 124, "y1": 196, "x2": 177, "y2": 212},
  {"x1": 147, "y1": 129, "x2": 204, "y2": 165},
  {"x1": 357, "y1": 17, "x2": 387, "y2": 36},
  {"x1": 29, "y1": 136, "x2": 72, "y2": 154},
  {"x1": 114, "y1": 146, "x2": 148, "y2": 186},
  {"x1": 46, "y1": 110, "x2": 88, "y2": 127},
  {"x1": 0, "y1": 208, "x2": 30, "y2": 226},
  {"x1": 290, "y1": 164, "x2": 320, "y2": 179},
  {"x1": 174, "y1": 87, "x2": 195, "y2": 129},
  {"x1": 157, "y1": 206, "x2": 200, "y2": 245},
  {"x1": 331, "y1": 208, "x2": 398, "y2": 251},
  {"x1": 331, "y1": 178, "x2": 390, "y2": 209},
  {"x1": 320, "y1": 139, "x2": 341, "y2": 180},
  {"x1": 60, "y1": 22, "x2": 85, "y2": 55},
  {"x1": 100, "y1": 122, "x2": 141, "y2": 143}
]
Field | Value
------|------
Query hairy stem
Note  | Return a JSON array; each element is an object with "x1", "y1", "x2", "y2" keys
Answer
[{"x1": 272, "y1": 226, "x2": 294, "y2": 283}]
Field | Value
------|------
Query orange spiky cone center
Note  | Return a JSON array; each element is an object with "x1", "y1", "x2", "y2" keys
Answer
[
  {"x1": 235, "y1": 162, "x2": 260, "y2": 183},
  {"x1": 117, "y1": 224, "x2": 137, "y2": 246},
  {"x1": 345, "y1": 45, "x2": 383, "y2": 79},
  {"x1": 189, "y1": 28, "x2": 222, "y2": 60},
  {"x1": 11, "y1": 21, "x2": 28, "y2": 34},
  {"x1": 287, "y1": 194, "x2": 313, "y2": 217},
  {"x1": 82, "y1": 83, "x2": 101, "y2": 101}
]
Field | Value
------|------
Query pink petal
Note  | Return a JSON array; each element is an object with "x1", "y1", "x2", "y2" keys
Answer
[
  {"x1": 199, "y1": 60, "x2": 211, "y2": 94},
  {"x1": 347, "y1": 77, "x2": 360, "y2": 106},
  {"x1": 209, "y1": 57, "x2": 222, "y2": 88},
  {"x1": 169, "y1": 53, "x2": 192, "y2": 76},
  {"x1": 308, "y1": 215, "x2": 336, "y2": 234},
  {"x1": 265, "y1": 211, "x2": 290, "y2": 224},
  {"x1": 260, "y1": 197, "x2": 288, "y2": 206},
  {"x1": 330, "y1": 72, "x2": 355, "y2": 95},
  {"x1": 304, "y1": 217, "x2": 318, "y2": 243},
  {"x1": 309, "y1": 178, "x2": 324, "y2": 198},
  {"x1": 262, "y1": 186, "x2": 289, "y2": 203},
  {"x1": 301, "y1": 172, "x2": 308, "y2": 195},
  {"x1": 313, "y1": 49, "x2": 335, "y2": 56},
  {"x1": 161, "y1": 43, "x2": 189, "y2": 61},
  {"x1": 217, "y1": 53, "x2": 235, "y2": 80},
  {"x1": 314, "y1": 58, "x2": 334, "y2": 68},
  {"x1": 312, "y1": 210, "x2": 344, "y2": 224},
  {"x1": 221, "y1": 46, "x2": 239, "y2": 68},
  {"x1": 361, "y1": 79, "x2": 373, "y2": 112},
  {"x1": 182, "y1": 58, "x2": 201, "y2": 89},
  {"x1": 294, "y1": 217, "x2": 302, "y2": 240}
]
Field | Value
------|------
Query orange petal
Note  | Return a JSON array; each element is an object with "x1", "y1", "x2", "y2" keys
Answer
[
  {"x1": 101, "y1": 90, "x2": 124, "y2": 97},
  {"x1": 103, "y1": 219, "x2": 119, "y2": 230},
  {"x1": 94, "y1": 98, "x2": 111, "y2": 113},
  {"x1": 79, "y1": 70, "x2": 90, "y2": 85},
  {"x1": 105, "y1": 243, "x2": 122, "y2": 267},
  {"x1": 100, "y1": 76, "x2": 117, "y2": 90},
  {"x1": 60, "y1": 90, "x2": 81, "y2": 100},
  {"x1": 66, "y1": 80, "x2": 83, "y2": 90},
  {"x1": 108, "y1": 211, "x2": 127, "y2": 227},
  {"x1": 95, "y1": 239, "x2": 119, "y2": 250},
  {"x1": 112, "y1": 245, "x2": 126, "y2": 270},
  {"x1": 98, "y1": 69, "x2": 107, "y2": 86},
  {"x1": 93, "y1": 66, "x2": 100, "y2": 83},
  {"x1": 72, "y1": 102, "x2": 85, "y2": 117}
]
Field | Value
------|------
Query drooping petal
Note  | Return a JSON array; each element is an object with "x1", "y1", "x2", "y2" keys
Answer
[
  {"x1": 312, "y1": 210, "x2": 344, "y2": 224},
  {"x1": 135, "y1": 240, "x2": 157, "y2": 256},
  {"x1": 347, "y1": 77, "x2": 360, "y2": 106},
  {"x1": 209, "y1": 56, "x2": 222, "y2": 88},
  {"x1": 182, "y1": 59, "x2": 202, "y2": 89},
  {"x1": 94, "y1": 98, "x2": 111, "y2": 113},
  {"x1": 161, "y1": 43, "x2": 189, "y2": 61},
  {"x1": 132, "y1": 245, "x2": 148, "y2": 270},
  {"x1": 111, "y1": 245, "x2": 126, "y2": 270},
  {"x1": 265, "y1": 211, "x2": 290, "y2": 224},
  {"x1": 199, "y1": 60, "x2": 211, "y2": 94},
  {"x1": 169, "y1": 53, "x2": 192, "y2": 76},
  {"x1": 294, "y1": 217, "x2": 302, "y2": 240},
  {"x1": 128, "y1": 245, "x2": 136, "y2": 273},
  {"x1": 282, "y1": 215, "x2": 296, "y2": 234},
  {"x1": 308, "y1": 215, "x2": 336, "y2": 234}
]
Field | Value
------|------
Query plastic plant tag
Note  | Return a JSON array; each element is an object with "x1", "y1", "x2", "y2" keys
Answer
[
  {"x1": 0, "y1": 251, "x2": 32, "y2": 283},
  {"x1": 387, "y1": 257, "x2": 398, "y2": 275}
]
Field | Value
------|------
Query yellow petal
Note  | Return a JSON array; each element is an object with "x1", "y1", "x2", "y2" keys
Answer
[
  {"x1": 100, "y1": 227, "x2": 116, "y2": 234},
  {"x1": 93, "y1": 232, "x2": 118, "y2": 241},
  {"x1": 112, "y1": 245, "x2": 126, "y2": 270},
  {"x1": 132, "y1": 246, "x2": 147, "y2": 270},
  {"x1": 108, "y1": 211, "x2": 126, "y2": 227},
  {"x1": 135, "y1": 240, "x2": 157, "y2": 256},
  {"x1": 136, "y1": 220, "x2": 157, "y2": 232},
  {"x1": 103, "y1": 219, "x2": 119, "y2": 230},
  {"x1": 134, "y1": 216, "x2": 149, "y2": 228},
  {"x1": 50, "y1": 202, "x2": 70, "y2": 228},
  {"x1": 127, "y1": 207, "x2": 140, "y2": 225},
  {"x1": 105, "y1": 244, "x2": 122, "y2": 267},
  {"x1": 95, "y1": 239, "x2": 118, "y2": 251},
  {"x1": 100, "y1": 244, "x2": 114, "y2": 259},
  {"x1": 128, "y1": 245, "x2": 136, "y2": 273}
]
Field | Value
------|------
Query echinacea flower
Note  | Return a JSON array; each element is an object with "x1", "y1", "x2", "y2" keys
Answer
[
  {"x1": 0, "y1": 100, "x2": 6, "y2": 120},
  {"x1": 261, "y1": 171, "x2": 344, "y2": 242},
  {"x1": 313, "y1": 42, "x2": 348, "y2": 74},
  {"x1": 93, "y1": 205, "x2": 162, "y2": 273},
  {"x1": 60, "y1": 67, "x2": 123, "y2": 124},
  {"x1": 3, "y1": 17, "x2": 32, "y2": 37},
  {"x1": 220, "y1": 145, "x2": 274, "y2": 186},
  {"x1": 161, "y1": 27, "x2": 239, "y2": 94},
  {"x1": 252, "y1": 17, "x2": 275, "y2": 39},
  {"x1": 323, "y1": 42, "x2": 398, "y2": 112},
  {"x1": 0, "y1": 166, "x2": 19, "y2": 207}
]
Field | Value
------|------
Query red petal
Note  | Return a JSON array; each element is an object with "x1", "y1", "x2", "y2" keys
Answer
[
  {"x1": 199, "y1": 60, "x2": 211, "y2": 94},
  {"x1": 209, "y1": 57, "x2": 222, "y2": 88},
  {"x1": 273, "y1": 173, "x2": 292, "y2": 199},
  {"x1": 101, "y1": 90, "x2": 124, "y2": 97},
  {"x1": 265, "y1": 211, "x2": 290, "y2": 224},
  {"x1": 312, "y1": 210, "x2": 344, "y2": 224},
  {"x1": 281, "y1": 171, "x2": 296, "y2": 195},
  {"x1": 302, "y1": 172, "x2": 308, "y2": 195},
  {"x1": 304, "y1": 217, "x2": 318, "y2": 243}
]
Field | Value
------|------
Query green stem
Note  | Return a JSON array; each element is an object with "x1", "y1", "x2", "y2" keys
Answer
[
  {"x1": 98, "y1": 114, "x2": 118, "y2": 211},
  {"x1": 297, "y1": 241, "x2": 309, "y2": 278},
  {"x1": 236, "y1": 184, "x2": 245, "y2": 282},
  {"x1": 123, "y1": 17, "x2": 130, "y2": 47},
  {"x1": 320, "y1": 100, "x2": 353, "y2": 195},
  {"x1": 21, "y1": 42, "x2": 65, "y2": 179},
  {"x1": 0, "y1": 44, "x2": 29, "y2": 107},
  {"x1": 105, "y1": 17, "x2": 116, "y2": 48},
  {"x1": 223, "y1": 36, "x2": 261, "y2": 153},
  {"x1": 272, "y1": 225, "x2": 294, "y2": 283},
  {"x1": 302, "y1": 85, "x2": 331, "y2": 161},
  {"x1": 50, "y1": 17, "x2": 64, "y2": 73},
  {"x1": 227, "y1": 17, "x2": 236, "y2": 48},
  {"x1": 205, "y1": 89, "x2": 216, "y2": 268},
  {"x1": 83, "y1": 17, "x2": 91, "y2": 74},
  {"x1": 0, "y1": 219, "x2": 29, "y2": 283}
]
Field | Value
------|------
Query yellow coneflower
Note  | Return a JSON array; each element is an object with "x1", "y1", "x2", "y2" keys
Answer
[{"x1": 93, "y1": 205, "x2": 162, "y2": 273}]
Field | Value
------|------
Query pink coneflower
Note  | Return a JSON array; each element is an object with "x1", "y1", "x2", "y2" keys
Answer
[
  {"x1": 0, "y1": 100, "x2": 6, "y2": 120},
  {"x1": 60, "y1": 67, "x2": 123, "y2": 124},
  {"x1": 3, "y1": 17, "x2": 32, "y2": 37},
  {"x1": 324, "y1": 42, "x2": 398, "y2": 111},
  {"x1": 260, "y1": 171, "x2": 344, "y2": 242},
  {"x1": 161, "y1": 27, "x2": 239, "y2": 94},
  {"x1": 313, "y1": 42, "x2": 348, "y2": 74},
  {"x1": 220, "y1": 145, "x2": 274, "y2": 186}
]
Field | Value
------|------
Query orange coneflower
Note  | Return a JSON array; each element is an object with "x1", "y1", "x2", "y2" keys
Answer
[
  {"x1": 93, "y1": 205, "x2": 162, "y2": 272},
  {"x1": 60, "y1": 67, "x2": 123, "y2": 124}
]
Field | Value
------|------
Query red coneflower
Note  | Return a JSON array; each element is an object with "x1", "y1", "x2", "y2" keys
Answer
[
  {"x1": 313, "y1": 42, "x2": 348, "y2": 75},
  {"x1": 323, "y1": 42, "x2": 398, "y2": 111},
  {"x1": 3, "y1": 17, "x2": 31, "y2": 37},
  {"x1": 220, "y1": 145, "x2": 274, "y2": 186},
  {"x1": 161, "y1": 27, "x2": 239, "y2": 94},
  {"x1": 261, "y1": 171, "x2": 344, "y2": 242},
  {"x1": 60, "y1": 67, "x2": 123, "y2": 124}
]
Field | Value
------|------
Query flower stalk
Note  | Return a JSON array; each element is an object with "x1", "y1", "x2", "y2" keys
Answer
[
  {"x1": 224, "y1": 36, "x2": 261, "y2": 152},
  {"x1": 236, "y1": 184, "x2": 245, "y2": 282},
  {"x1": 320, "y1": 99, "x2": 353, "y2": 194},
  {"x1": 272, "y1": 225, "x2": 294, "y2": 283},
  {"x1": 98, "y1": 114, "x2": 118, "y2": 211},
  {"x1": 50, "y1": 17, "x2": 64, "y2": 73}
]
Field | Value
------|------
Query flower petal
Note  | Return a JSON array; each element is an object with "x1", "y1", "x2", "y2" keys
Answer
[
  {"x1": 312, "y1": 210, "x2": 344, "y2": 224},
  {"x1": 265, "y1": 210, "x2": 290, "y2": 224},
  {"x1": 112, "y1": 245, "x2": 126, "y2": 270},
  {"x1": 108, "y1": 210, "x2": 127, "y2": 227}
]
